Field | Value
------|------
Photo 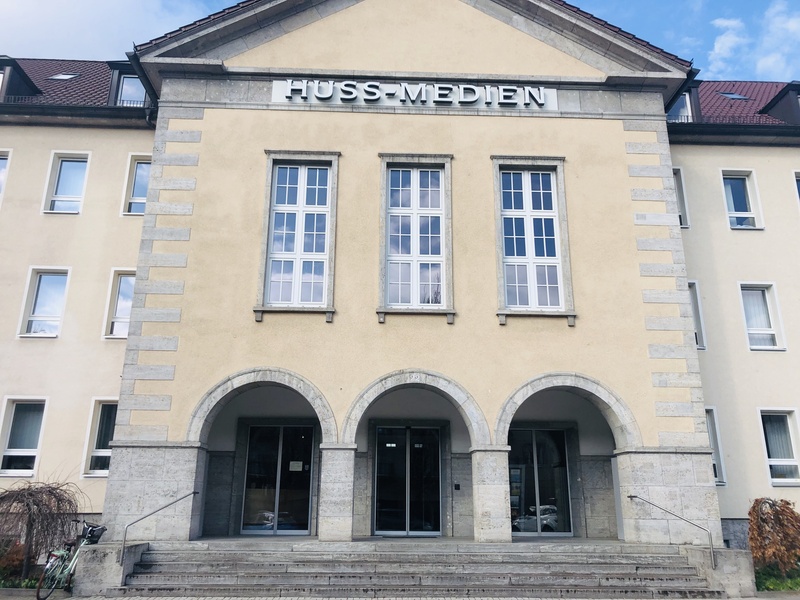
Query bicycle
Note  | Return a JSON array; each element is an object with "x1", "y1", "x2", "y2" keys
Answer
[{"x1": 36, "y1": 519, "x2": 106, "y2": 600}]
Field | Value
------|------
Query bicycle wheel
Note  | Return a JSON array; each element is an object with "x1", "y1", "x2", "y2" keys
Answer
[{"x1": 36, "y1": 554, "x2": 66, "y2": 600}]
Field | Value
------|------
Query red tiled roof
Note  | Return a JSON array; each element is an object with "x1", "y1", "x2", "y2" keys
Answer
[
  {"x1": 697, "y1": 81, "x2": 787, "y2": 125},
  {"x1": 14, "y1": 58, "x2": 112, "y2": 106},
  {"x1": 134, "y1": 0, "x2": 692, "y2": 69}
]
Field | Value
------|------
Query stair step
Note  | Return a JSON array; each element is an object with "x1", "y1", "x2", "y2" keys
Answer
[
  {"x1": 134, "y1": 560, "x2": 699, "y2": 576},
  {"x1": 126, "y1": 573, "x2": 709, "y2": 587},
  {"x1": 110, "y1": 584, "x2": 726, "y2": 599},
  {"x1": 122, "y1": 541, "x2": 723, "y2": 599},
  {"x1": 139, "y1": 550, "x2": 691, "y2": 565}
]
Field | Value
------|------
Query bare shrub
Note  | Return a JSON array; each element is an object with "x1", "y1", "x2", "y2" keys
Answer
[
  {"x1": 0, "y1": 482, "x2": 84, "y2": 579},
  {"x1": 749, "y1": 497, "x2": 800, "y2": 576}
]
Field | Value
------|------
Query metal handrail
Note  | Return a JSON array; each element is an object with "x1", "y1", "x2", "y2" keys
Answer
[
  {"x1": 628, "y1": 494, "x2": 716, "y2": 569},
  {"x1": 118, "y1": 491, "x2": 198, "y2": 573}
]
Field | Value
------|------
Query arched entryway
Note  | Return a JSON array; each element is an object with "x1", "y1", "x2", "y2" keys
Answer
[
  {"x1": 343, "y1": 370, "x2": 491, "y2": 539},
  {"x1": 496, "y1": 373, "x2": 641, "y2": 540},
  {"x1": 190, "y1": 368, "x2": 336, "y2": 537}
]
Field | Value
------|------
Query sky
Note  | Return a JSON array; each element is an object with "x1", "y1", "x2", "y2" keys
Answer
[{"x1": 0, "y1": 0, "x2": 798, "y2": 82}]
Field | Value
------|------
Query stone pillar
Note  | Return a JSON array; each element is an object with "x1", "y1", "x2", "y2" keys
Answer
[
  {"x1": 317, "y1": 443, "x2": 357, "y2": 541},
  {"x1": 616, "y1": 448, "x2": 723, "y2": 545},
  {"x1": 471, "y1": 445, "x2": 512, "y2": 543},
  {"x1": 103, "y1": 441, "x2": 205, "y2": 542}
]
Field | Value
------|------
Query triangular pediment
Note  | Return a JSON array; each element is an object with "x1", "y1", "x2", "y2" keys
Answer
[{"x1": 135, "y1": 0, "x2": 690, "y2": 97}]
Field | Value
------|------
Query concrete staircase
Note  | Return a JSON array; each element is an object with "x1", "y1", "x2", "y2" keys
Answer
[{"x1": 110, "y1": 539, "x2": 726, "y2": 598}]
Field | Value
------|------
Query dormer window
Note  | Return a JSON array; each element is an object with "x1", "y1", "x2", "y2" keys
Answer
[
  {"x1": 667, "y1": 92, "x2": 692, "y2": 123},
  {"x1": 48, "y1": 73, "x2": 80, "y2": 81},
  {"x1": 116, "y1": 74, "x2": 146, "y2": 107}
]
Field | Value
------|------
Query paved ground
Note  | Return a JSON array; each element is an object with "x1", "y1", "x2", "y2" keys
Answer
[{"x1": 1, "y1": 594, "x2": 799, "y2": 600}]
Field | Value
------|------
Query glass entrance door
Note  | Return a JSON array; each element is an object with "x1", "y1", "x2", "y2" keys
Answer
[
  {"x1": 509, "y1": 429, "x2": 572, "y2": 536},
  {"x1": 374, "y1": 426, "x2": 441, "y2": 536},
  {"x1": 241, "y1": 425, "x2": 314, "y2": 535}
]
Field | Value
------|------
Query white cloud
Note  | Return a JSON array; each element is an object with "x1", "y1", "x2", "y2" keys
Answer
[
  {"x1": 754, "y1": 0, "x2": 800, "y2": 81},
  {"x1": 704, "y1": 18, "x2": 750, "y2": 79},
  {"x1": 0, "y1": 0, "x2": 214, "y2": 60},
  {"x1": 686, "y1": 0, "x2": 705, "y2": 14}
]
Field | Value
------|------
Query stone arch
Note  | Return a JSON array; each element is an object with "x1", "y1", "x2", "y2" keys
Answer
[
  {"x1": 342, "y1": 369, "x2": 492, "y2": 447},
  {"x1": 187, "y1": 367, "x2": 338, "y2": 444},
  {"x1": 495, "y1": 373, "x2": 642, "y2": 450}
]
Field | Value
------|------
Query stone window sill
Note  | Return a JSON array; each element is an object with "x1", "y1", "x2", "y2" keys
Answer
[
  {"x1": 377, "y1": 308, "x2": 456, "y2": 324},
  {"x1": 497, "y1": 310, "x2": 576, "y2": 326},
  {"x1": 253, "y1": 306, "x2": 335, "y2": 323}
]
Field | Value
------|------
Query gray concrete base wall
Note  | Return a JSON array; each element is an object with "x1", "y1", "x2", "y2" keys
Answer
[
  {"x1": 73, "y1": 542, "x2": 147, "y2": 596},
  {"x1": 103, "y1": 442, "x2": 206, "y2": 541},
  {"x1": 722, "y1": 518, "x2": 750, "y2": 550},
  {"x1": 202, "y1": 451, "x2": 234, "y2": 536},
  {"x1": 617, "y1": 449, "x2": 722, "y2": 545},
  {"x1": 451, "y1": 454, "x2": 473, "y2": 538},
  {"x1": 682, "y1": 546, "x2": 756, "y2": 598},
  {"x1": 579, "y1": 456, "x2": 618, "y2": 539},
  {"x1": 353, "y1": 451, "x2": 371, "y2": 537}
]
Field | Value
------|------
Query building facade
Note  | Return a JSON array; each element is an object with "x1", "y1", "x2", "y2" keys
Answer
[{"x1": 0, "y1": 0, "x2": 796, "y2": 577}]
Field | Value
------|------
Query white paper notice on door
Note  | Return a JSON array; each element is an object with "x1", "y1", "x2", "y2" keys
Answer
[{"x1": 289, "y1": 461, "x2": 303, "y2": 472}]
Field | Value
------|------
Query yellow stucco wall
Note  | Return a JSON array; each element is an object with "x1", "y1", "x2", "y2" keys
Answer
[
  {"x1": 674, "y1": 143, "x2": 800, "y2": 518},
  {"x1": 130, "y1": 107, "x2": 688, "y2": 447},
  {"x1": 0, "y1": 126, "x2": 152, "y2": 510},
  {"x1": 225, "y1": 0, "x2": 605, "y2": 79}
]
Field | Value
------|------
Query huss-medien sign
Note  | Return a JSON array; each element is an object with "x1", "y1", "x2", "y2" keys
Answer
[{"x1": 272, "y1": 79, "x2": 558, "y2": 111}]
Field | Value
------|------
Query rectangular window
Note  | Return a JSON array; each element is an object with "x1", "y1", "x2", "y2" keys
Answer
[
  {"x1": 116, "y1": 75, "x2": 146, "y2": 107},
  {"x1": 796, "y1": 175, "x2": 800, "y2": 204},
  {"x1": 666, "y1": 92, "x2": 692, "y2": 123},
  {"x1": 106, "y1": 272, "x2": 134, "y2": 337},
  {"x1": 688, "y1": 281, "x2": 706, "y2": 349},
  {"x1": 21, "y1": 271, "x2": 68, "y2": 336},
  {"x1": 379, "y1": 155, "x2": 453, "y2": 322},
  {"x1": 45, "y1": 154, "x2": 89, "y2": 213},
  {"x1": 124, "y1": 158, "x2": 150, "y2": 214},
  {"x1": 740, "y1": 285, "x2": 782, "y2": 350},
  {"x1": 258, "y1": 152, "x2": 339, "y2": 320},
  {"x1": 87, "y1": 402, "x2": 117, "y2": 474},
  {"x1": 706, "y1": 409, "x2": 725, "y2": 484},
  {"x1": 761, "y1": 412, "x2": 800, "y2": 483},
  {"x1": 673, "y1": 168, "x2": 689, "y2": 227},
  {"x1": 723, "y1": 172, "x2": 759, "y2": 228},
  {"x1": 495, "y1": 157, "x2": 573, "y2": 322},
  {"x1": 0, "y1": 152, "x2": 8, "y2": 197},
  {"x1": 387, "y1": 168, "x2": 444, "y2": 307},
  {"x1": 2, "y1": 402, "x2": 44, "y2": 474}
]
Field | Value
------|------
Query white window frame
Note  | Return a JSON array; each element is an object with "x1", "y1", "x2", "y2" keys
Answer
[
  {"x1": 673, "y1": 168, "x2": 690, "y2": 228},
  {"x1": 42, "y1": 151, "x2": 90, "y2": 214},
  {"x1": 688, "y1": 281, "x2": 706, "y2": 350},
  {"x1": 103, "y1": 270, "x2": 135, "y2": 338},
  {"x1": 738, "y1": 283, "x2": 785, "y2": 351},
  {"x1": 494, "y1": 156, "x2": 574, "y2": 325},
  {"x1": 256, "y1": 151, "x2": 340, "y2": 323},
  {"x1": 705, "y1": 408, "x2": 725, "y2": 485},
  {"x1": 116, "y1": 74, "x2": 146, "y2": 107},
  {"x1": 378, "y1": 154, "x2": 454, "y2": 324},
  {"x1": 0, "y1": 398, "x2": 46, "y2": 477},
  {"x1": 721, "y1": 169, "x2": 762, "y2": 229},
  {"x1": 83, "y1": 398, "x2": 117, "y2": 477},
  {"x1": 666, "y1": 92, "x2": 692, "y2": 123},
  {"x1": 0, "y1": 148, "x2": 10, "y2": 210},
  {"x1": 760, "y1": 410, "x2": 800, "y2": 486},
  {"x1": 17, "y1": 268, "x2": 70, "y2": 338},
  {"x1": 121, "y1": 154, "x2": 151, "y2": 215}
]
